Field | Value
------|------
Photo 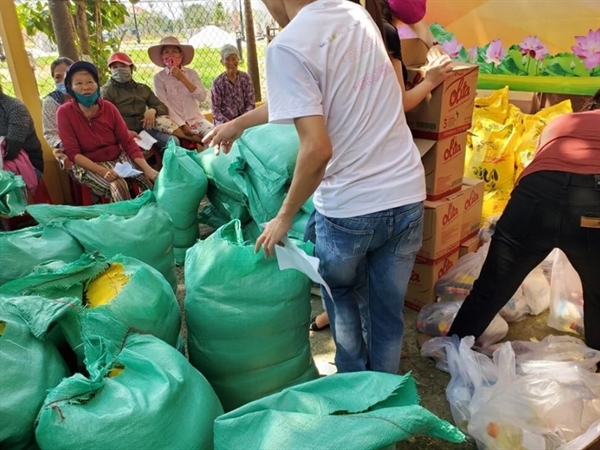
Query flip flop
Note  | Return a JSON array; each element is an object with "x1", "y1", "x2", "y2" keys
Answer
[{"x1": 310, "y1": 316, "x2": 330, "y2": 332}]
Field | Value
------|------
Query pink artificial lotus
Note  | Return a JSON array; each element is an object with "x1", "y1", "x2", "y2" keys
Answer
[
  {"x1": 467, "y1": 46, "x2": 478, "y2": 64},
  {"x1": 485, "y1": 39, "x2": 506, "y2": 67},
  {"x1": 442, "y1": 38, "x2": 463, "y2": 59},
  {"x1": 572, "y1": 29, "x2": 600, "y2": 70},
  {"x1": 519, "y1": 36, "x2": 549, "y2": 61}
]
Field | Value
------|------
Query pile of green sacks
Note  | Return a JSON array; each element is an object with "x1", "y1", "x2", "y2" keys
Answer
[
  {"x1": 197, "y1": 123, "x2": 314, "y2": 239},
  {"x1": 0, "y1": 254, "x2": 223, "y2": 450},
  {"x1": 27, "y1": 190, "x2": 177, "y2": 291}
]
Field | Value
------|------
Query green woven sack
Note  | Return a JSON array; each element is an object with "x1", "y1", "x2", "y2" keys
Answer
[
  {"x1": 0, "y1": 225, "x2": 83, "y2": 286},
  {"x1": 1, "y1": 253, "x2": 181, "y2": 366},
  {"x1": 0, "y1": 169, "x2": 26, "y2": 217},
  {"x1": 184, "y1": 219, "x2": 318, "y2": 412},
  {"x1": 214, "y1": 372, "x2": 466, "y2": 450},
  {"x1": 154, "y1": 141, "x2": 208, "y2": 263},
  {"x1": 35, "y1": 326, "x2": 223, "y2": 450},
  {"x1": 198, "y1": 186, "x2": 251, "y2": 228},
  {"x1": 0, "y1": 295, "x2": 70, "y2": 449},
  {"x1": 196, "y1": 143, "x2": 244, "y2": 201},
  {"x1": 29, "y1": 191, "x2": 177, "y2": 291}
]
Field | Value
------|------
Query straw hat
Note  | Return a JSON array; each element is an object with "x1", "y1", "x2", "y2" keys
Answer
[{"x1": 148, "y1": 36, "x2": 195, "y2": 67}]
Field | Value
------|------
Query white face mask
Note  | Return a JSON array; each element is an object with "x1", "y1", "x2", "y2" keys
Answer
[{"x1": 111, "y1": 67, "x2": 132, "y2": 83}]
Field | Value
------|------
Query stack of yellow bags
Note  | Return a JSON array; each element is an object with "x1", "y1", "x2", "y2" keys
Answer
[{"x1": 464, "y1": 87, "x2": 572, "y2": 224}]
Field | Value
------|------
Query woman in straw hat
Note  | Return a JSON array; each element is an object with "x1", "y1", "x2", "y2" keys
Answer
[{"x1": 148, "y1": 36, "x2": 214, "y2": 145}]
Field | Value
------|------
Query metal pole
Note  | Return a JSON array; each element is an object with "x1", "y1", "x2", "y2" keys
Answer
[{"x1": 132, "y1": 3, "x2": 141, "y2": 43}]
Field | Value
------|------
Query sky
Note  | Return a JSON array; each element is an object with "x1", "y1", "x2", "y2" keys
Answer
[{"x1": 127, "y1": 0, "x2": 270, "y2": 19}]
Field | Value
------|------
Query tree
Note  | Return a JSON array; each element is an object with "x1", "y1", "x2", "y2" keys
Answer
[
  {"x1": 183, "y1": 4, "x2": 211, "y2": 30},
  {"x1": 48, "y1": 0, "x2": 79, "y2": 61},
  {"x1": 213, "y1": 2, "x2": 227, "y2": 28},
  {"x1": 75, "y1": 0, "x2": 91, "y2": 57}
]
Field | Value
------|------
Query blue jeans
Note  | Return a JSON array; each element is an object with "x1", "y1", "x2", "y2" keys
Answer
[
  {"x1": 147, "y1": 129, "x2": 179, "y2": 151},
  {"x1": 314, "y1": 202, "x2": 424, "y2": 373}
]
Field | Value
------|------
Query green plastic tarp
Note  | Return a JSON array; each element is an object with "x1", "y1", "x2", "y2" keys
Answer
[
  {"x1": 35, "y1": 326, "x2": 223, "y2": 450},
  {"x1": 0, "y1": 169, "x2": 26, "y2": 217},
  {"x1": 185, "y1": 219, "x2": 318, "y2": 412},
  {"x1": 214, "y1": 372, "x2": 466, "y2": 450},
  {"x1": 0, "y1": 225, "x2": 83, "y2": 286},
  {"x1": 0, "y1": 295, "x2": 70, "y2": 450},
  {"x1": 154, "y1": 141, "x2": 208, "y2": 263}
]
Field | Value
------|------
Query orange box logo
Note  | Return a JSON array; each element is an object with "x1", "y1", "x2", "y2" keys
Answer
[
  {"x1": 464, "y1": 189, "x2": 480, "y2": 211},
  {"x1": 410, "y1": 270, "x2": 421, "y2": 283},
  {"x1": 438, "y1": 256, "x2": 455, "y2": 279}
]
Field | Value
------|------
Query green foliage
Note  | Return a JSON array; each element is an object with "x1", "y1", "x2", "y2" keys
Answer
[
  {"x1": 213, "y1": 2, "x2": 227, "y2": 27},
  {"x1": 183, "y1": 4, "x2": 212, "y2": 30},
  {"x1": 17, "y1": 1, "x2": 53, "y2": 38}
]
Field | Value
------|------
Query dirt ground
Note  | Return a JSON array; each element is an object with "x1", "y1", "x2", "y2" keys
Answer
[{"x1": 185, "y1": 220, "x2": 569, "y2": 449}]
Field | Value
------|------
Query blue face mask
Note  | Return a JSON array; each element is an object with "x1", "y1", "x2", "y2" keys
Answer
[
  {"x1": 73, "y1": 90, "x2": 99, "y2": 108},
  {"x1": 55, "y1": 82, "x2": 67, "y2": 94}
]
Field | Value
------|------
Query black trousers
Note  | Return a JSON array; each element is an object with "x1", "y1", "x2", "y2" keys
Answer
[{"x1": 448, "y1": 171, "x2": 600, "y2": 352}]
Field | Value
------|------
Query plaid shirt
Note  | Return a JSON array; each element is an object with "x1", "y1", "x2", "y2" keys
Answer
[{"x1": 210, "y1": 71, "x2": 255, "y2": 125}]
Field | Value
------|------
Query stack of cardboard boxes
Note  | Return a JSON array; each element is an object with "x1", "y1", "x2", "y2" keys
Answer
[{"x1": 401, "y1": 40, "x2": 485, "y2": 311}]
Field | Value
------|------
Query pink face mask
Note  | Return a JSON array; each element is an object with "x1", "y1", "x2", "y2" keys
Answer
[{"x1": 162, "y1": 55, "x2": 183, "y2": 69}]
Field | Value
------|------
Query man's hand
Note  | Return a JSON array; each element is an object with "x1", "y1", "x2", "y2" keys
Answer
[
  {"x1": 424, "y1": 54, "x2": 453, "y2": 89},
  {"x1": 142, "y1": 109, "x2": 157, "y2": 129},
  {"x1": 202, "y1": 120, "x2": 244, "y2": 155},
  {"x1": 255, "y1": 215, "x2": 293, "y2": 258},
  {"x1": 103, "y1": 168, "x2": 120, "y2": 182},
  {"x1": 127, "y1": 130, "x2": 139, "y2": 139}
]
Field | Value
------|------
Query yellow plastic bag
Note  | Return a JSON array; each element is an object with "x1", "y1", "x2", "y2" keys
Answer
[
  {"x1": 465, "y1": 110, "x2": 520, "y2": 192},
  {"x1": 514, "y1": 100, "x2": 573, "y2": 179},
  {"x1": 472, "y1": 86, "x2": 511, "y2": 124},
  {"x1": 481, "y1": 190, "x2": 512, "y2": 226}
]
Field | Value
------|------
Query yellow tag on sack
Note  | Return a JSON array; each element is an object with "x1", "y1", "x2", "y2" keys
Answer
[
  {"x1": 108, "y1": 364, "x2": 125, "y2": 378},
  {"x1": 0, "y1": 321, "x2": 5, "y2": 337},
  {"x1": 86, "y1": 263, "x2": 130, "y2": 308}
]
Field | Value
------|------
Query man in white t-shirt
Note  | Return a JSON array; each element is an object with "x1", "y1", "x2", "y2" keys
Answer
[{"x1": 204, "y1": 0, "x2": 427, "y2": 374}]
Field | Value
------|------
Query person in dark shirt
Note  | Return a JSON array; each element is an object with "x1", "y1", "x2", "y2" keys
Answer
[{"x1": 0, "y1": 85, "x2": 43, "y2": 174}]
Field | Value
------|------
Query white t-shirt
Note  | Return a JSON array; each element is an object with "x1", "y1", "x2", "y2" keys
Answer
[{"x1": 266, "y1": 0, "x2": 425, "y2": 218}]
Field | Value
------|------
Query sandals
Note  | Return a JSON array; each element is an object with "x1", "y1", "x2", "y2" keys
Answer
[{"x1": 310, "y1": 316, "x2": 330, "y2": 332}]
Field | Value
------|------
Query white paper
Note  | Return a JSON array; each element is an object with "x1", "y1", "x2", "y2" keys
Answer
[
  {"x1": 113, "y1": 162, "x2": 143, "y2": 178},
  {"x1": 275, "y1": 236, "x2": 332, "y2": 299},
  {"x1": 134, "y1": 130, "x2": 158, "y2": 150}
]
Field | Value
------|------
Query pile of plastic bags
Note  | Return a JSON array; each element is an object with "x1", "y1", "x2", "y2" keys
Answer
[{"x1": 422, "y1": 335, "x2": 600, "y2": 449}]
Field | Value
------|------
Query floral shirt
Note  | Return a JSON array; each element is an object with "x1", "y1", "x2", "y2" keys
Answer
[{"x1": 210, "y1": 71, "x2": 255, "y2": 125}]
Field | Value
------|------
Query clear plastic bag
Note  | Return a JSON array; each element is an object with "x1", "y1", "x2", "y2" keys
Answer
[
  {"x1": 500, "y1": 267, "x2": 551, "y2": 322},
  {"x1": 436, "y1": 243, "x2": 490, "y2": 302},
  {"x1": 511, "y1": 335, "x2": 600, "y2": 374},
  {"x1": 416, "y1": 301, "x2": 509, "y2": 348},
  {"x1": 547, "y1": 251, "x2": 584, "y2": 336}
]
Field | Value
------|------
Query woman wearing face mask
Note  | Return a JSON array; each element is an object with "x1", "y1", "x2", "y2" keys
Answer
[
  {"x1": 57, "y1": 61, "x2": 157, "y2": 203},
  {"x1": 101, "y1": 52, "x2": 180, "y2": 152},
  {"x1": 41, "y1": 57, "x2": 74, "y2": 169},
  {"x1": 148, "y1": 36, "x2": 214, "y2": 145}
]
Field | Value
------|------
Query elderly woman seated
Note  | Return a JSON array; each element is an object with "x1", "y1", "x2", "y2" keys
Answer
[
  {"x1": 211, "y1": 44, "x2": 255, "y2": 125},
  {"x1": 57, "y1": 61, "x2": 157, "y2": 203}
]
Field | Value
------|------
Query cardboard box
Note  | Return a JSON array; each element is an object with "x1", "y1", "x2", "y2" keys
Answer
[
  {"x1": 415, "y1": 132, "x2": 468, "y2": 201},
  {"x1": 406, "y1": 249, "x2": 460, "y2": 311},
  {"x1": 418, "y1": 194, "x2": 463, "y2": 262},
  {"x1": 458, "y1": 178, "x2": 485, "y2": 241},
  {"x1": 402, "y1": 39, "x2": 479, "y2": 140},
  {"x1": 459, "y1": 235, "x2": 480, "y2": 258}
]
